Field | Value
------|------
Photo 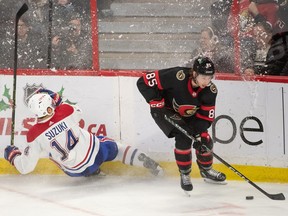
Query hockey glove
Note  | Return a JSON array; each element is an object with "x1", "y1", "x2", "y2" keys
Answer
[
  {"x1": 149, "y1": 98, "x2": 173, "y2": 118},
  {"x1": 4, "y1": 146, "x2": 21, "y2": 166},
  {"x1": 193, "y1": 132, "x2": 211, "y2": 152},
  {"x1": 37, "y1": 88, "x2": 62, "y2": 106},
  {"x1": 149, "y1": 99, "x2": 186, "y2": 127},
  {"x1": 150, "y1": 98, "x2": 165, "y2": 117},
  {"x1": 149, "y1": 98, "x2": 165, "y2": 109}
]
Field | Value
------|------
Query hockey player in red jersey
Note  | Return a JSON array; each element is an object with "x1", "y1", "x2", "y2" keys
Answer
[
  {"x1": 137, "y1": 56, "x2": 226, "y2": 193},
  {"x1": 4, "y1": 88, "x2": 163, "y2": 177}
]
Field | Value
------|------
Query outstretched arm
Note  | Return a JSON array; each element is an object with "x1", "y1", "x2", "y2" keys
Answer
[{"x1": 4, "y1": 142, "x2": 41, "y2": 175}]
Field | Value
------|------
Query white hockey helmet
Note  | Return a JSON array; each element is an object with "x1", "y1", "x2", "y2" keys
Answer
[{"x1": 28, "y1": 93, "x2": 55, "y2": 118}]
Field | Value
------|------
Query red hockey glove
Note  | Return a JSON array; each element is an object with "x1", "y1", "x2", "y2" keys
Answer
[
  {"x1": 4, "y1": 146, "x2": 21, "y2": 166},
  {"x1": 193, "y1": 132, "x2": 211, "y2": 152}
]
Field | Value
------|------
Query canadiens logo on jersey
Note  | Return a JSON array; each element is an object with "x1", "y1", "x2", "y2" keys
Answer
[
  {"x1": 172, "y1": 98, "x2": 198, "y2": 117},
  {"x1": 176, "y1": 70, "x2": 185, "y2": 81}
]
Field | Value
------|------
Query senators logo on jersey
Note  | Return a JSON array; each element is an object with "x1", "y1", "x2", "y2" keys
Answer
[{"x1": 172, "y1": 99, "x2": 199, "y2": 117}]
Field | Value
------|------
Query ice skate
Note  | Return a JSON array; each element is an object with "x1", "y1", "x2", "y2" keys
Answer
[
  {"x1": 180, "y1": 171, "x2": 193, "y2": 196},
  {"x1": 197, "y1": 160, "x2": 226, "y2": 184},
  {"x1": 138, "y1": 153, "x2": 164, "y2": 176},
  {"x1": 199, "y1": 168, "x2": 227, "y2": 184}
]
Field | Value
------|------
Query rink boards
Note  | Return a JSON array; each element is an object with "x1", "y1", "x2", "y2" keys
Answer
[{"x1": 0, "y1": 75, "x2": 288, "y2": 182}]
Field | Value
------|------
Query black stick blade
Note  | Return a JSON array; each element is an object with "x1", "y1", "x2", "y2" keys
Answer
[
  {"x1": 16, "y1": 3, "x2": 29, "y2": 20},
  {"x1": 269, "y1": 193, "x2": 285, "y2": 200}
]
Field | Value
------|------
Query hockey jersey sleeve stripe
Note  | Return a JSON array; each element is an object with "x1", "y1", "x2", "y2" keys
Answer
[
  {"x1": 200, "y1": 105, "x2": 215, "y2": 111},
  {"x1": 154, "y1": 70, "x2": 163, "y2": 90},
  {"x1": 142, "y1": 70, "x2": 163, "y2": 90},
  {"x1": 196, "y1": 113, "x2": 214, "y2": 122}
]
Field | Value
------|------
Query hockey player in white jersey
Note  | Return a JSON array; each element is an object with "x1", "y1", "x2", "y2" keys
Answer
[{"x1": 4, "y1": 89, "x2": 163, "y2": 177}]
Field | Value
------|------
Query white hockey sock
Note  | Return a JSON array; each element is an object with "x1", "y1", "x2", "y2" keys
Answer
[{"x1": 114, "y1": 143, "x2": 145, "y2": 167}]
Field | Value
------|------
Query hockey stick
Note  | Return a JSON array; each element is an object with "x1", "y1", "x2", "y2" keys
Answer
[
  {"x1": 164, "y1": 115, "x2": 286, "y2": 201},
  {"x1": 47, "y1": 0, "x2": 53, "y2": 68},
  {"x1": 10, "y1": 3, "x2": 29, "y2": 146}
]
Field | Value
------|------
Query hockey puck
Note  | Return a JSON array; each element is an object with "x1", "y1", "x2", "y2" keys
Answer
[{"x1": 246, "y1": 196, "x2": 254, "y2": 200}]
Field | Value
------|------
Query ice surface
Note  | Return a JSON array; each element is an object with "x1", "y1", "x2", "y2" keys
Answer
[{"x1": 0, "y1": 175, "x2": 287, "y2": 216}]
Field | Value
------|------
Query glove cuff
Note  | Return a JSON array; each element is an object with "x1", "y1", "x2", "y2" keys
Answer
[
  {"x1": 8, "y1": 150, "x2": 21, "y2": 166},
  {"x1": 194, "y1": 132, "x2": 210, "y2": 142},
  {"x1": 200, "y1": 132, "x2": 211, "y2": 142},
  {"x1": 149, "y1": 98, "x2": 165, "y2": 108}
]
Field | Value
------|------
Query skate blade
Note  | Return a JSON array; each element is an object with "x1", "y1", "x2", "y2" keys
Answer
[
  {"x1": 183, "y1": 190, "x2": 191, "y2": 197},
  {"x1": 157, "y1": 169, "x2": 165, "y2": 177},
  {"x1": 203, "y1": 178, "x2": 227, "y2": 185},
  {"x1": 150, "y1": 167, "x2": 165, "y2": 177}
]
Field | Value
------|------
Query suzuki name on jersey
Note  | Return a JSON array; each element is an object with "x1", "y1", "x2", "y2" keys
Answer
[{"x1": 45, "y1": 122, "x2": 68, "y2": 140}]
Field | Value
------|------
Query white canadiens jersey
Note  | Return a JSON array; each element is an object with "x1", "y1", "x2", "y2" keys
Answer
[{"x1": 14, "y1": 103, "x2": 100, "y2": 175}]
